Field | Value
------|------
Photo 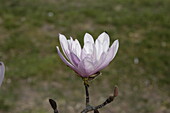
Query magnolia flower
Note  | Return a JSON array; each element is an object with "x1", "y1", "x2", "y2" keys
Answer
[
  {"x1": 56, "y1": 32, "x2": 119, "y2": 78},
  {"x1": 0, "y1": 62, "x2": 5, "y2": 86}
]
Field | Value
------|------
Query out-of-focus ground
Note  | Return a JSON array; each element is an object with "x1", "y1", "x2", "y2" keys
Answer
[{"x1": 0, "y1": 0, "x2": 169, "y2": 113}]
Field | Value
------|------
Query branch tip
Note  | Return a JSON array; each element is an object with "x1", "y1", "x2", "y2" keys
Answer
[
  {"x1": 49, "y1": 99, "x2": 57, "y2": 110},
  {"x1": 114, "y1": 86, "x2": 118, "y2": 97}
]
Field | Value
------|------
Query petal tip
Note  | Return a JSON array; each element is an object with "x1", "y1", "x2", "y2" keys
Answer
[
  {"x1": 99, "y1": 32, "x2": 109, "y2": 39},
  {"x1": 103, "y1": 31, "x2": 108, "y2": 34},
  {"x1": 58, "y1": 33, "x2": 63, "y2": 38},
  {"x1": 59, "y1": 33, "x2": 63, "y2": 36},
  {"x1": 84, "y1": 33, "x2": 91, "y2": 37},
  {"x1": 115, "y1": 39, "x2": 119, "y2": 46},
  {"x1": 59, "y1": 33, "x2": 66, "y2": 39},
  {"x1": 0, "y1": 62, "x2": 4, "y2": 68},
  {"x1": 56, "y1": 46, "x2": 60, "y2": 52},
  {"x1": 115, "y1": 39, "x2": 119, "y2": 43},
  {"x1": 85, "y1": 33, "x2": 89, "y2": 35}
]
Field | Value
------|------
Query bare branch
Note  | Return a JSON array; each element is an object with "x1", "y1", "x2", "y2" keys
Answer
[
  {"x1": 49, "y1": 85, "x2": 118, "y2": 113},
  {"x1": 81, "y1": 86, "x2": 118, "y2": 113},
  {"x1": 94, "y1": 109, "x2": 99, "y2": 113}
]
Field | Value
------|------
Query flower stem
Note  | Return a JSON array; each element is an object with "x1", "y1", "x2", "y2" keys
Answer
[{"x1": 84, "y1": 79, "x2": 90, "y2": 106}]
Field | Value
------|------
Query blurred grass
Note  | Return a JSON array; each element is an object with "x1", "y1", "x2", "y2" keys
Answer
[{"x1": 0, "y1": 0, "x2": 169, "y2": 113}]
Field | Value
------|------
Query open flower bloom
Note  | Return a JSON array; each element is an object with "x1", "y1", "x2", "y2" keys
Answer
[
  {"x1": 56, "y1": 32, "x2": 119, "y2": 78},
  {"x1": 0, "y1": 62, "x2": 5, "y2": 86}
]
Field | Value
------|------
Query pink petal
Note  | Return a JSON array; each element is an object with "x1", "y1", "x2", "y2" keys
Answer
[
  {"x1": 77, "y1": 60, "x2": 88, "y2": 77},
  {"x1": 89, "y1": 52, "x2": 107, "y2": 75},
  {"x1": 83, "y1": 58, "x2": 95, "y2": 76},
  {"x1": 70, "y1": 52, "x2": 80, "y2": 67},
  {"x1": 56, "y1": 46, "x2": 83, "y2": 76}
]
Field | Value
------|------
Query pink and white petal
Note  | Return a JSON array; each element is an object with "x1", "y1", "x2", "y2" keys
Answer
[
  {"x1": 84, "y1": 33, "x2": 94, "y2": 44},
  {"x1": 77, "y1": 60, "x2": 88, "y2": 77},
  {"x1": 95, "y1": 52, "x2": 107, "y2": 67},
  {"x1": 77, "y1": 57, "x2": 95, "y2": 77},
  {"x1": 56, "y1": 46, "x2": 75, "y2": 70},
  {"x1": 80, "y1": 48, "x2": 88, "y2": 60},
  {"x1": 84, "y1": 58, "x2": 95, "y2": 75},
  {"x1": 0, "y1": 62, "x2": 5, "y2": 86},
  {"x1": 70, "y1": 52, "x2": 80, "y2": 67},
  {"x1": 108, "y1": 39, "x2": 119, "y2": 61},
  {"x1": 89, "y1": 52, "x2": 107, "y2": 75},
  {"x1": 96, "y1": 40, "x2": 119, "y2": 71}
]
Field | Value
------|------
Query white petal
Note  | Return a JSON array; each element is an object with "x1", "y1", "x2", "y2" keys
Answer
[
  {"x1": 70, "y1": 37, "x2": 75, "y2": 50},
  {"x1": 95, "y1": 40, "x2": 103, "y2": 60},
  {"x1": 59, "y1": 34, "x2": 70, "y2": 59},
  {"x1": 91, "y1": 44, "x2": 97, "y2": 62},
  {"x1": 67, "y1": 37, "x2": 81, "y2": 57},
  {"x1": 74, "y1": 39, "x2": 81, "y2": 58},
  {"x1": 67, "y1": 39, "x2": 72, "y2": 51},
  {"x1": 84, "y1": 33, "x2": 94, "y2": 44},
  {"x1": 67, "y1": 37, "x2": 73, "y2": 51},
  {"x1": 83, "y1": 42, "x2": 94, "y2": 54},
  {"x1": 59, "y1": 34, "x2": 68, "y2": 51},
  {"x1": 97, "y1": 32, "x2": 110, "y2": 52}
]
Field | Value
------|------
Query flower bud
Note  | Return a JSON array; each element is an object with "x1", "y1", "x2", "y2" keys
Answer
[{"x1": 114, "y1": 86, "x2": 118, "y2": 97}]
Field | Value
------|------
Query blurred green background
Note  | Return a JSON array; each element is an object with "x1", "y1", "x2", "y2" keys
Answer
[{"x1": 0, "y1": 0, "x2": 169, "y2": 113}]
